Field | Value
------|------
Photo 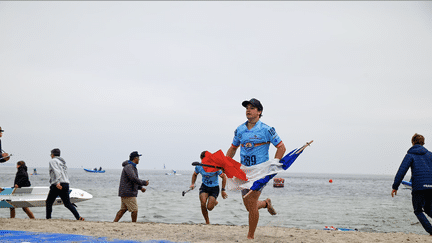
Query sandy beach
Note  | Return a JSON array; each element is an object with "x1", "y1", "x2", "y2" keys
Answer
[{"x1": 0, "y1": 218, "x2": 430, "y2": 243}]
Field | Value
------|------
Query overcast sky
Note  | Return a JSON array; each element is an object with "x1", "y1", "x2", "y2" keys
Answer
[{"x1": 1, "y1": 1, "x2": 431, "y2": 175}]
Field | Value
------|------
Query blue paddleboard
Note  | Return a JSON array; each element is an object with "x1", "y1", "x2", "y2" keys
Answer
[{"x1": 402, "y1": 180, "x2": 412, "y2": 189}]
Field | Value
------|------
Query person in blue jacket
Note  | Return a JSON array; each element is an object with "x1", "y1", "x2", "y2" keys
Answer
[{"x1": 392, "y1": 133, "x2": 432, "y2": 235}]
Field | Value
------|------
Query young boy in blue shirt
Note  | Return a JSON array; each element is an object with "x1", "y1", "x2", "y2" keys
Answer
[
  {"x1": 190, "y1": 151, "x2": 227, "y2": 224},
  {"x1": 227, "y1": 98, "x2": 286, "y2": 239}
]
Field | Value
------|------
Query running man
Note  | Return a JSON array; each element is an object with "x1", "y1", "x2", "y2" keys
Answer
[
  {"x1": 190, "y1": 151, "x2": 228, "y2": 224},
  {"x1": 226, "y1": 98, "x2": 286, "y2": 239},
  {"x1": 46, "y1": 148, "x2": 84, "y2": 221},
  {"x1": 392, "y1": 133, "x2": 432, "y2": 234}
]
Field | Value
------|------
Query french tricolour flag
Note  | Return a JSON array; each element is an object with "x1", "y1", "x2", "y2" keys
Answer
[{"x1": 226, "y1": 141, "x2": 313, "y2": 193}]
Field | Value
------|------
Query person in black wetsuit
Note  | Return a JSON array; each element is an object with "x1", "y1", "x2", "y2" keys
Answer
[{"x1": 10, "y1": 161, "x2": 35, "y2": 219}]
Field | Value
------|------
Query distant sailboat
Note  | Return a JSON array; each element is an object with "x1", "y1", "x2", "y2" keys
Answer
[
  {"x1": 163, "y1": 164, "x2": 181, "y2": 175},
  {"x1": 165, "y1": 169, "x2": 181, "y2": 176}
]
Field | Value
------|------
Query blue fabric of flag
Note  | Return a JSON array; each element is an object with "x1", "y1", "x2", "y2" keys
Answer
[{"x1": 249, "y1": 148, "x2": 303, "y2": 191}]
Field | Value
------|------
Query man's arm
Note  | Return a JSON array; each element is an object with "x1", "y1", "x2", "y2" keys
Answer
[
  {"x1": 226, "y1": 145, "x2": 238, "y2": 159},
  {"x1": 190, "y1": 172, "x2": 198, "y2": 189},
  {"x1": 220, "y1": 173, "x2": 228, "y2": 199},
  {"x1": 274, "y1": 142, "x2": 286, "y2": 160},
  {"x1": 392, "y1": 154, "x2": 412, "y2": 191},
  {"x1": 0, "y1": 153, "x2": 9, "y2": 163},
  {"x1": 49, "y1": 160, "x2": 63, "y2": 185},
  {"x1": 124, "y1": 166, "x2": 147, "y2": 186},
  {"x1": 0, "y1": 141, "x2": 6, "y2": 162}
]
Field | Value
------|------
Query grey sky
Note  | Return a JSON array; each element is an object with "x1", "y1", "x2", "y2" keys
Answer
[{"x1": 1, "y1": 2, "x2": 431, "y2": 175}]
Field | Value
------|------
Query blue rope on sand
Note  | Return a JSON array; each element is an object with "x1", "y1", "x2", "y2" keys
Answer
[{"x1": 0, "y1": 230, "x2": 184, "y2": 243}]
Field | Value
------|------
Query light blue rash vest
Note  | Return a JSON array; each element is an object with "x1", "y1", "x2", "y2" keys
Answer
[
  {"x1": 231, "y1": 120, "x2": 282, "y2": 166},
  {"x1": 195, "y1": 166, "x2": 222, "y2": 187}
]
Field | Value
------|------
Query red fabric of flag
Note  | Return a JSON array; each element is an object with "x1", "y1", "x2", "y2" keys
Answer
[{"x1": 201, "y1": 150, "x2": 247, "y2": 181}]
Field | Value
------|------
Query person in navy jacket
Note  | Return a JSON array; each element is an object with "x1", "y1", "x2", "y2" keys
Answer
[{"x1": 392, "y1": 133, "x2": 432, "y2": 234}]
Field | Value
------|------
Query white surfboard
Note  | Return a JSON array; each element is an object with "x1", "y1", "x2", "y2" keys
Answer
[{"x1": 0, "y1": 187, "x2": 92, "y2": 208}]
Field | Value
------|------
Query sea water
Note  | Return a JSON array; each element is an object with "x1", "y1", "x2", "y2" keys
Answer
[{"x1": 0, "y1": 167, "x2": 423, "y2": 235}]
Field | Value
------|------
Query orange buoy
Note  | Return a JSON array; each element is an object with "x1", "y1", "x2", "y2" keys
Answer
[{"x1": 329, "y1": 179, "x2": 333, "y2": 183}]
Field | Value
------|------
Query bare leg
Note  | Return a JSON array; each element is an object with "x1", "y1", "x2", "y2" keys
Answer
[
  {"x1": 242, "y1": 190, "x2": 267, "y2": 239},
  {"x1": 207, "y1": 196, "x2": 218, "y2": 211},
  {"x1": 113, "y1": 209, "x2": 127, "y2": 222},
  {"x1": 200, "y1": 193, "x2": 210, "y2": 224},
  {"x1": 131, "y1": 211, "x2": 138, "y2": 222},
  {"x1": 10, "y1": 208, "x2": 15, "y2": 218},
  {"x1": 23, "y1": 207, "x2": 35, "y2": 219}
]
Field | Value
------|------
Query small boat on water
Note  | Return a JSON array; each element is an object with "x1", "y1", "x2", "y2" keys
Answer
[
  {"x1": 165, "y1": 169, "x2": 181, "y2": 176},
  {"x1": 273, "y1": 178, "x2": 285, "y2": 187},
  {"x1": 83, "y1": 168, "x2": 105, "y2": 173}
]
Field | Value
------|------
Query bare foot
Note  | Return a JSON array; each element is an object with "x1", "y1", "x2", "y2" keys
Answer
[{"x1": 265, "y1": 198, "x2": 277, "y2": 215}]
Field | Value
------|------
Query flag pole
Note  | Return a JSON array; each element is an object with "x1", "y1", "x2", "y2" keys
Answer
[{"x1": 296, "y1": 140, "x2": 313, "y2": 154}]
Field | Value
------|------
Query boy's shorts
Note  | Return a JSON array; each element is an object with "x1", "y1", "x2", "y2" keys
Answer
[{"x1": 199, "y1": 184, "x2": 220, "y2": 199}]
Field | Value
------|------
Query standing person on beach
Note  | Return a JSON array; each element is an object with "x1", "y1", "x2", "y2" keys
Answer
[
  {"x1": 10, "y1": 161, "x2": 35, "y2": 219},
  {"x1": 392, "y1": 133, "x2": 432, "y2": 235},
  {"x1": 0, "y1": 127, "x2": 10, "y2": 163},
  {"x1": 114, "y1": 151, "x2": 149, "y2": 222},
  {"x1": 46, "y1": 148, "x2": 84, "y2": 221},
  {"x1": 226, "y1": 98, "x2": 286, "y2": 239},
  {"x1": 190, "y1": 151, "x2": 228, "y2": 224}
]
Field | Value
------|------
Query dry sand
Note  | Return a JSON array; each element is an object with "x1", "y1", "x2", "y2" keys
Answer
[{"x1": 0, "y1": 218, "x2": 431, "y2": 242}]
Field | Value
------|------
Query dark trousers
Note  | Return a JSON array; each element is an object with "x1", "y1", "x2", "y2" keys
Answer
[
  {"x1": 46, "y1": 183, "x2": 80, "y2": 220},
  {"x1": 412, "y1": 190, "x2": 432, "y2": 234}
]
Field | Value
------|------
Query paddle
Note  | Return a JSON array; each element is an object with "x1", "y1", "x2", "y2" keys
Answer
[
  {"x1": 191, "y1": 162, "x2": 224, "y2": 171},
  {"x1": 184, "y1": 162, "x2": 224, "y2": 196},
  {"x1": 182, "y1": 188, "x2": 193, "y2": 196}
]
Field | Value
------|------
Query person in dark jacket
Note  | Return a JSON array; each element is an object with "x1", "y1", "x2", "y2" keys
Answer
[
  {"x1": 113, "y1": 151, "x2": 149, "y2": 222},
  {"x1": 392, "y1": 133, "x2": 432, "y2": 234},
  {"x1": 0, "y1": 127, "x2": 10, "y2": 163},
  {"x1": 10, "y1": 161, "x2": 35, "y2": 219}
]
